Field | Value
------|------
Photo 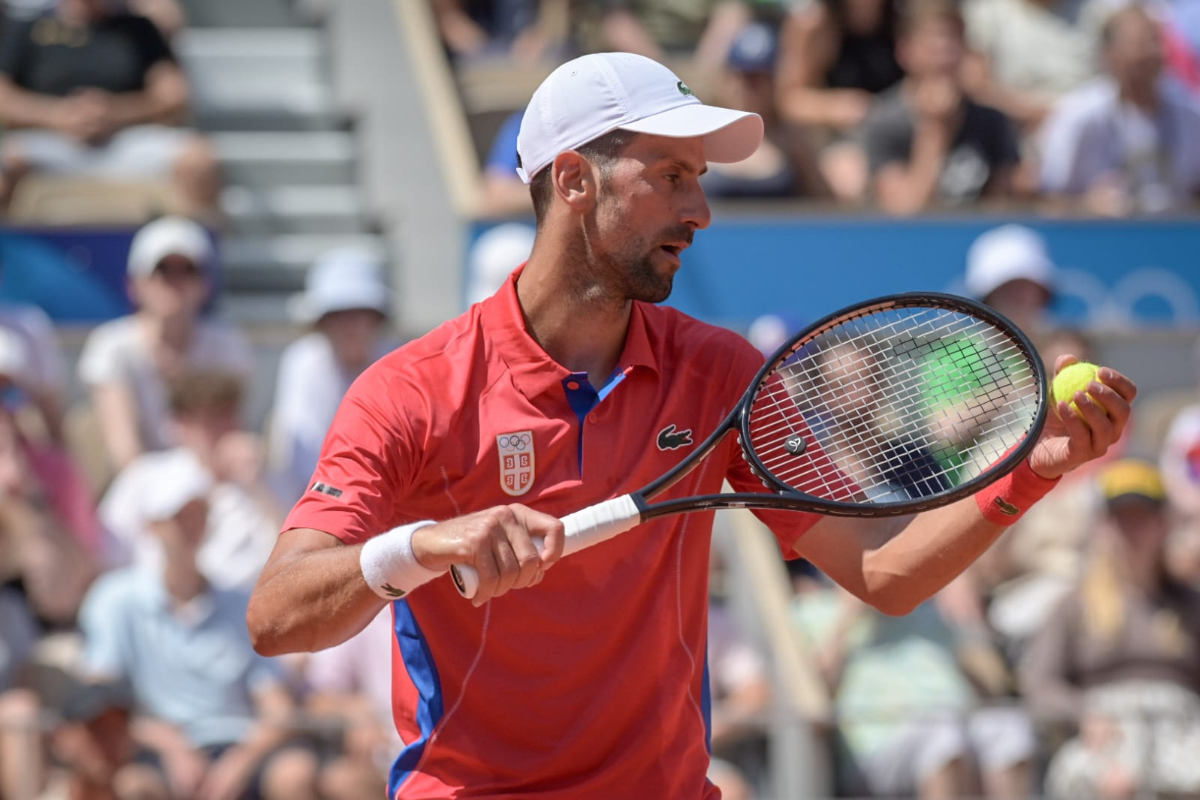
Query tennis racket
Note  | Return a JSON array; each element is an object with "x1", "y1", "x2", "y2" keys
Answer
[{"x1": 451, "y1": 292, "x2": 1048, "y2": 599}]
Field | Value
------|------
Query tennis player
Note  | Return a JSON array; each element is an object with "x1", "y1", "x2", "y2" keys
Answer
[{"x1": 248, "y1": 53, "x2": 1135, "y2": 798}]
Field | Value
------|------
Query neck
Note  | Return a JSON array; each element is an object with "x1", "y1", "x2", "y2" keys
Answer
[
  {"x1": 1120, "y1": 80, "x2": 1159, "y2": 112},
  {"x1": 141, "y1": 312, "x2": 194, "y2": 349},
  {"x1": 517, "y1": 240, "x2": 631, "y2": 386},
  {"x1": 163, "y1": 556, "x2": 206, "y2": 604}
]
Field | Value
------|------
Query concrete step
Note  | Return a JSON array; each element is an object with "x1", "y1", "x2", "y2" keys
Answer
[
  {"x1": 177, "y1": 0, "x2": 313, "y2": 28},
  {"x1": 222, "y1": 233, "x2": 389, "y2": 292},
  {"x1": 222, "y1": 185, "x2": 373, "y2": 234},
  {"x1": 179, "y1": 29, "x2": 333, "y2": 121},
  {"x1": 212, "y1": 131, "x2": 357, "y2": 186}
]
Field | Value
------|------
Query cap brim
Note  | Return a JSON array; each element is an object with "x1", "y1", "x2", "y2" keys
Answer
[{"x1": 619, "y1": 105, "x2": 764, "y2": 164}]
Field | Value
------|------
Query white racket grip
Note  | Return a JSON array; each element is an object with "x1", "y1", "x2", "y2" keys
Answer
[{"x1": 451, "y1": 495, "x2": 642, "y2": 599}]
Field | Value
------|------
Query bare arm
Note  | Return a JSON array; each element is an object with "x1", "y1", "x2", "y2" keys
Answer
[
  {"x1": 0, "y1": 75, "x2": 71, "y2": 130},
  {"x1": 776, "y1": 8, "x2": 870, "y2": 131},
  {"x1": 246, "y1": 528, "x2": 386, "y2": 657},
  {"x1": 599, "y1": 8, "x2": 664, "y2": 62},
  {"x1": 874, "y1": 122, "x2": 952, "y2": 216},
  {"x1": 247, "y1": 505, "x2": 565, "y2": 656},
  {"x1": 90, "y1": 383, "x2": 145, "y2": 471},
  {"x1": 796, "y1": 361, "x2": 1135, "y2": 615}
]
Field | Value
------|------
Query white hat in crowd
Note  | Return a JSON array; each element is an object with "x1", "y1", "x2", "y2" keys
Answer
[
  {"x1": 515, "y1": 52, "x2": 764, "y2": 183},
  {"x1": 0, "y1": 326, "x2": 31, "y2": 385},
  {"x1": 291, "y1": 247, "x2": 390, "y2": 324},
  {"x1": 965, "y1": 225, "x2": 1056, "y2": 301},
  {"x1": 127, "y1": 216, "x2": 215, "y2": 278},
  {"x1": 136, "y1": 448, "x2": 213, "y2": 523},
  {"x1": 466, "y1": 223, "x2": 536, "y2": 307}
]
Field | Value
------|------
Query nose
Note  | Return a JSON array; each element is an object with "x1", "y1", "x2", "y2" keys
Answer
[{"x1": 682, "y1": 179, "x2": 712, "y2": 231}]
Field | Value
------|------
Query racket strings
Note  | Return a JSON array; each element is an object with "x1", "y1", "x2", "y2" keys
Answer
[{"x1": 747, "y1": 306, "x2": 1041, "y2": 503}]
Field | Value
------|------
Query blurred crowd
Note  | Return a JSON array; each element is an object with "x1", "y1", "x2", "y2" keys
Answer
[
  {"x1": 444, "y1": 0, "x2": 1200, "y2": 219},
  {"x1": 0, "y1": 1, "x2": 1198, "y2": 800}
]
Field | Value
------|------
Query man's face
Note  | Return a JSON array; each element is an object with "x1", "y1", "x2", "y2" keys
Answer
[
  {"x1": 899, "y1": 18, "x2": 966, "y2": 78},
  {"x1": 587, "y1": 134, "x2": 712, "y2": 304},
  {"x1": 319, "y1": 309, "x2": 384, "y2": 371},
  {"x1": 1107, "y1": 12, "x2": 1165, "y2": 90}
]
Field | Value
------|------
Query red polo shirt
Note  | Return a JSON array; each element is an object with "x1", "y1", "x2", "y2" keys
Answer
[{"x1": 283, "y1": 269, "x2": 819, "y2": 798}]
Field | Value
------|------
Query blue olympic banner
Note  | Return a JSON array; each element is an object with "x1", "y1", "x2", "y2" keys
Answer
[
  {"x1": 0, "y1": 226, "x2": 221, "y2": 324},
  {"x1": 467, "y1": 216, "x2": 1200, "y2": 331}
]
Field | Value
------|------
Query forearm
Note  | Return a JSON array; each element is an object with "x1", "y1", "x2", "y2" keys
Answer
[
  {"x1": 779, "y1": 87, "x2": 857, "y2": 129},
  {"x1": 105, "y1": 88, "x2": 184, "y2": 128},
  {"x1": 247, "y1": 531, "x2": 387, "y2": 656},
  {"x1": 0, "y1": 81, "x2": 65, "y2": 130},
  {"x1": 861, "y1": 496, "x2": 1006, "y2": 615},
  {"x1": 877, "y1": 125, "x2": 950, "y2": 215}
]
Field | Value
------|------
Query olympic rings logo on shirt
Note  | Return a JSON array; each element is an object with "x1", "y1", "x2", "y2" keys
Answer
[{"x1": 498, "y1": 433, "x2": 532, "y2": 450}]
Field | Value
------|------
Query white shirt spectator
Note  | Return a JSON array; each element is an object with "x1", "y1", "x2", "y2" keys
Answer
[
  {"x1": 965, "y1": 0, "x2": 1105, "y2": 100},
  {"x1": 77, "y1": 316, "x2": 252, "y2": 452},
  {"x1": 269, "y1": 332, "x2": 394, "y2": 504},
  {"x1": 708, "y1": 603, "x2": 768, "y2": 699},
  {"x1": 99, "y1": 447, "x2": 276, "y2": 591},
  {"x1": 0, "y1": 304, "x2": 67, "y2": 397},
  {"x1": 1041, "y1": 77, "x2": 1200, "y2": 209}
]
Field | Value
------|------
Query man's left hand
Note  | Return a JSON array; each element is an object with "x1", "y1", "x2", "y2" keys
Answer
[{"x1": 1027, "y1": 355, "x2": 1137, "y2": 481}]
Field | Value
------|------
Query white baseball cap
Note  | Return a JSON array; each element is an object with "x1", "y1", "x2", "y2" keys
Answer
[
  {"x1": 127, "y1": 216, "x2": 214, "y2": 278},
  {"x1": 965, "y1": 225, "x2": 1056, "y2": 300},
  {"x1": 466, "y1": 223, "x2": 536, "y2": 306},
  {"x1": 515, "y1": 52, "x2": 764, "y2": 184},
  {"x1": 291, "y1": 247, "x2": 390, "y2": 324},
  {"x1": 136, "y1": 448, "x2": 213, "y2": 523}
]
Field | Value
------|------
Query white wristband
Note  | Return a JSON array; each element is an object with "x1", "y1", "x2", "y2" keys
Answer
[{"x1": 360, "y1": 520, "x2": 443, "y2": 599}]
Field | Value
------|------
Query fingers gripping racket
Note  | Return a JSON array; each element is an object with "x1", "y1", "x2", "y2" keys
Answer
[{"x1": 451, "y1": 292, "x2": 1048, "y2": 599}]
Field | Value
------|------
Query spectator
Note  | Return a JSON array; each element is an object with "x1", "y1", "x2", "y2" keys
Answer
[
  {"x1": 479, "y1": 109, "x2": 534, "y2": 217},
  {"x1": 793, "y1": 581, "x2": 1037, "y2": 799},
  {"x1": 964, "y1": 224, "x2": 1056, "y2": 337},
  {"x1": 430, "y1": 0, "x2": 569, "y2": 64},
  {"x1": 77, "y1": 456, "x2": 319, "y2": 800},
  {"x1": 46, "y1": 679, "x2": 169, "y2": 800},
  {"x1": 1161, "y1": 402, "x2": 1200, "y2": 515},
  {"x1": 0, "y1": 333, "x2": 103, "y2": 625},
  {"x1": 1041, "y1": 4, "x2": 1200, "y2": 215},
  {"x1": 0, "y1": 589, "x2": 41, "y2": 800},
  {"x1": 707, "y1": 600, "x2": 770, "y2": 795},
  {"x1": 0, "y1": 268, "x2": 69, "y2": 444},
  {"x1": 963, "y1": 0, "x2": 1107, "y2": 132},
  {"x1": 702, "y1": 21, "x2": 831, "y2": 199},
  {"x1": 271, "y1": 250, "x2": 394, "y2": 505},
  {"x1": 775, "y1": 0, "x2": 904, "y2": 200},
  {"x1": 862, "y1": 0, "x2": 1021, "y2": 215},
  {"x1": 578, "y1": 0, "x2": 751, "y2": 74},
  {"x1": 1020, "y1": 459, "x2": 1200, "y2": 800},
  {"x1": 77, "y1": 216, "x2": 252, "y2": 474},
  {"x1": 303, "y1": 609, "x2": 395, "y2": 800},
  {"x1": 101, "y1": 370, "x2": 280, "y2": 592},
  {"x1": 464, "y1": 222, "x2": 536, "y2": 308},
  {"x1": 0, "y1": 0, "x2": 220, "y2": 217}
]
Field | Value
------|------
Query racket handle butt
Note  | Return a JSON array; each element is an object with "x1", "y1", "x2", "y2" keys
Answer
[{"x1": 451, "y1": 495, "x2": 642, "y2": 599}]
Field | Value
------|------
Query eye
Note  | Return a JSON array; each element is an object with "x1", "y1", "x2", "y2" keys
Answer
[{"x1": 664, "y1": 173, "x2": 681, "y2": 185}]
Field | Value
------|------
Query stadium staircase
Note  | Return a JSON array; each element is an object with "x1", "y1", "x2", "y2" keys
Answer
[{"x1": 175, "y1": 0, "x2": 388, "y2": 325}]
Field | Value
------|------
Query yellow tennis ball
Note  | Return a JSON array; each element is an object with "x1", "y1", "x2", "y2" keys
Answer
[{"x1": 1052, "y1": 362, "x2": 1102, "y2": 418}]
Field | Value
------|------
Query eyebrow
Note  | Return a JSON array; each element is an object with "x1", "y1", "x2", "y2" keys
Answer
[{"x1": 665, "y1": 157, "x2": 708, "y2": 177}]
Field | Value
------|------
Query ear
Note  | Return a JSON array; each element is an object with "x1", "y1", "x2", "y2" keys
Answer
[{"x1": 550, "y1": 150, "x2": 598, "y2": 215}]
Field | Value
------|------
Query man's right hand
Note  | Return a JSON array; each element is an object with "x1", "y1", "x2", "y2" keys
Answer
[
  {"x1": 53, "y1": 91, "x2": 113, "y2": 144},
  {"x1": 411, "y1": 505, "x2": 565, "y2": 606}
]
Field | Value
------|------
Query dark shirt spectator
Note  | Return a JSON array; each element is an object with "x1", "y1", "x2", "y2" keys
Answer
[
  {"x1": 1040, "y1": 4, "x2": 1200, "y2": 216},
  {"x1": 0, "y1": 0, "x2": 219, "y2": 216},
  {"x1": 862, "y1": 0, "x2": 1019, "y2": 215}
]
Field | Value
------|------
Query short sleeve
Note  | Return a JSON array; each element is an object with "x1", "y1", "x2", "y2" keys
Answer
[
  {"x1": 127, "y1": 14, "x2": 175, "y2": 72},
  {"x1": 77, "y1": 575, "x2": 130, "y2": 681},
  {"x1": 281, "y1": 363, "x2": 423, "y2": 544},
  {"x1": 0, "y1": 20, "x2": 31, "y2": 81},
  {"x1": 14, "y1": 306, "x2": 68, "y2": 393},
  {"x1": 719, "y1": 335, "x2": 823, "y2": 557},
  {"x1": 1039, "y1": 89, "x2": 1102, "y2": 195},
  {"x1": 77, "y1": 320, "x2": 130, "y2": 387}
]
